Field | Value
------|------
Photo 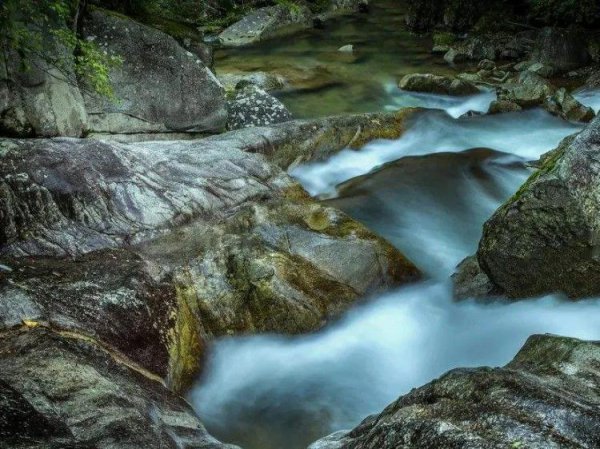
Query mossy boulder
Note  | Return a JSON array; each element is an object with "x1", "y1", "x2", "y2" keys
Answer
[
  {"x1": 309, "y1": 334, "x2": 600, "y2": 449},
  {"x1": 399, "y1": 73, "x2": 480, "y2": 96},
  {"x1": 477, "y1": 116, "x2": 600, "y2": 298}
]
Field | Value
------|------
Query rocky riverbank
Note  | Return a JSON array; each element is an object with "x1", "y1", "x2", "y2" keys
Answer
[{"x1": 2, "y1": 1, "x2": 600, "y2": 448}]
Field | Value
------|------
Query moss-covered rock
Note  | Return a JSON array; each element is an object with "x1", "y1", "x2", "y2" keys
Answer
[{"x1": 477, "y1": 116, "x2": 600, "y2": 298}]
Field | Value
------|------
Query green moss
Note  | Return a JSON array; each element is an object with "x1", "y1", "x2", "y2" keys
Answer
[
  {"x1": 167, "y1": 274, "x2": 205, "y2": 393},
  {"x1": 505, "y1": 135, "x2": 573, "y2": 204},
  {"x1": 433, "y1": 32, "x2": 457, "y2": 47}
]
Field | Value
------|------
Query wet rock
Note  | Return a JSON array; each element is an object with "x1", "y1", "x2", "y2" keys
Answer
[
  {"x1": 399, "y1": 73, "x2": 479, "y2": 96},
  {"x1": 0, "y1": 249, "x2": 203, "y2": 392},
  {"x1": 218, "y1": 5, "x2": 312, "y2": 47},
  {"x1": 82, "y1": 9, "x2": 226, "y2": 134},
  {"x1": 526, "y1": 61, "x2": 555, "y2": 78},
  {"x1": 217, "y1": 71, "x2": 287, "y2": 92},
  {"x1": 493, "y1": 72, "x2": 594, "y2": 122},
  {"x1": 444, "y1": 38, "x2": 496, "y2": 64},
  {"x1": 488, "y1": 99, "x2": 523, "y2": 114},
  {"x1": 0, "y1": 327, "x2": 238, "y2": 449},
  {"x1": 0, "y1": 46, "x2": 87, "y2": 138},
  {"x1": 452, "y1": 255, "x2": 501, "y2": 299},
  {"x1": 309, "y1": 334, "x2": 600, "y2": 449},
  {"x1": 226, "y1": 83, "x2": 292, "y2": 130},
  {"x1": 532, "y1": 27, "x2": 590, "y2": 73},
  {"x1": 477, "y1": 117, "x2": 600, "y2": 298},
  {"x1": 0, "y1": 137, "x2": 287, "y2": 258},
  {"x1": 585, "y1": 70, "x2": 600, "y2": 89}
]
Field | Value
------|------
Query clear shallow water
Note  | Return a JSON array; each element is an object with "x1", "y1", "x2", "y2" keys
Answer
[{"x1": 215, "y1": 1, "x2": 466, "y2": 118}]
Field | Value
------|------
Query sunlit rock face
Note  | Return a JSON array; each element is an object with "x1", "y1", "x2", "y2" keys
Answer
[{"x1": 309, "y1": 334, "x2": 600, "y2": 449}]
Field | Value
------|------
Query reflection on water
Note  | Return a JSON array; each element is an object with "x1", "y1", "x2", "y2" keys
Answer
[{"x1": 215, "y1": 1, "x2": 465, "y2": 118}]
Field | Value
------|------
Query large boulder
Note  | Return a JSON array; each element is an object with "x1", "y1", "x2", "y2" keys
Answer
[
  {"x1": 226, "y1": 83, "x2": 292, "y2": 130},
  {"x1": 0, "y1": 327, "x2": 238, "y2": 449},
  {"x1": 532, "y1": 27, "x2": 591, "y2": 73},
  {"x1": 82, "y1": 9, "x2": 226, "y2": 134},
  {"x1": 0, "y1": 47, "x2": 88, "y2": 138},
  {"x1": 399, "y1": 73, "x2": 479, "y2": 96},
  {"x1": 0, "y1": 130, "x2": 420, "y2": 387},
  {"x1": 309, "y1": 334, "x2": 600, "y2": 449},
  {"x1": 218, "y1": 5, "x2": 312, "y2": 47},
  {"x1": 477, "y1": 116, "x2": 600, "y2": 298}
]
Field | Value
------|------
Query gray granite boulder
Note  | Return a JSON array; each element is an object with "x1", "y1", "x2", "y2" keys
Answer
[
  {"x1": 309, "y1": 334, "x2": 600, "y2": 449},
  {"x1": 218, "y1": 4, "x2": 312, "y2": 47},
  {"x1": 227, "y1": 83, "x2": 292, "y2": 130},
  {"x1": 477, "y1": 116, "x2": 600, "y2": 298},
  {"x1": 82, "y1": 9, "x2": 226, "y2": 134}
]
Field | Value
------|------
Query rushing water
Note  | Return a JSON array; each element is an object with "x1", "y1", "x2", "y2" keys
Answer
[
  {"x1": 190, "y1": 96, "x2": 600, "y2": 449},
  {"x1": 195, "y1": 4, "x2": 600, "y2": 448}
]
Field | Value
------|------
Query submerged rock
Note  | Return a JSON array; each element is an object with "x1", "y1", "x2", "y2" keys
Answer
[
  {"x1": 477, "y1": 116, "x2": 600, "y2": 298},
  {"x1": 399, "y1": 73, "x2": 479, "y2": 96},
  {"x1": 218, "y1": 5, "x2": 312, "y2": 47},
  {"x1": 309, "y1": 334, "x2": 600, "y2": 449},
  {"x1": 82, "y1": 9, "x2": 226, "y2": 134},
  {"x1": 0, "y1": 327, "x2": 239, "y2": 449},
  {"x1": 227, "y1": 83, "x2": 292, "y2": 130}
]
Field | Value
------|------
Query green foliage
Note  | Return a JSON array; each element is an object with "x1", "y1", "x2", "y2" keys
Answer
[
  {"x1": 528, "y1": 0, "x2": 600, "y2": 26},
  {"x1": 0, "y1": 0, "x2": 121, "y2": 99},
  {"x1": 274, "y1": 0, "x2": 302, "y2": 14}
]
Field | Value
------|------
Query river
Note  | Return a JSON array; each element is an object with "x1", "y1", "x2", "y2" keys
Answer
[{"x1": 190, "y1": 4, "x2": 600, "y2": 449}]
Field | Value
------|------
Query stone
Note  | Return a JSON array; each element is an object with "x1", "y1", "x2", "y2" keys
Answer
[
  {"x1": 226, "y1": 83, "x2": 292, "y2": 130},
  {"x1": 218, "y1": 5, "x2": 312, "y2": 47},
  {"x1": 477, "y1": 117, "x2": 600, "y2": 298},
  {"x1": 217, "y1": 71, "x2": 287, "y2": 92},
  {"x1": 494, "y1": 71, "x2": 594, "y2": 122},
  {"x1": 444, "y1": 38, "x2": 496, "y2": 64},
  {"x1": 309, "y1": 334, "x2": 600, "y2": 449},
  {"x1": 0, "y1": 327, "x2": 239, "y2": 449},
  {"x1": 82, "y1": 9, "x2": 226, "y2": 134},
  {"x1": 532, "y1": 27, "x2": 591, "y2": 73},
  {"x1": 0, "y1": 46, "x2": 87, "y2": 138},
  {"x1": 452, "y1": 255, "x2": 501, "y2": 299},
  {"x1": 399, "y1": 73, "x2": 479, "y2": 96},
  {"x1": 488, "y1": 99, "x2": 523, "y2": 114}
]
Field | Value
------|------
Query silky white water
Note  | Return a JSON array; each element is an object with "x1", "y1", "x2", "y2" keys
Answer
[{"x1": 190, "y1": 93, "x2": 600, "y2": 449}]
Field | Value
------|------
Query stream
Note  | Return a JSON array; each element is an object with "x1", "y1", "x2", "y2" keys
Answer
[{"x1": 190, "y1": 4, "x2": 600, "y2": 449}]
